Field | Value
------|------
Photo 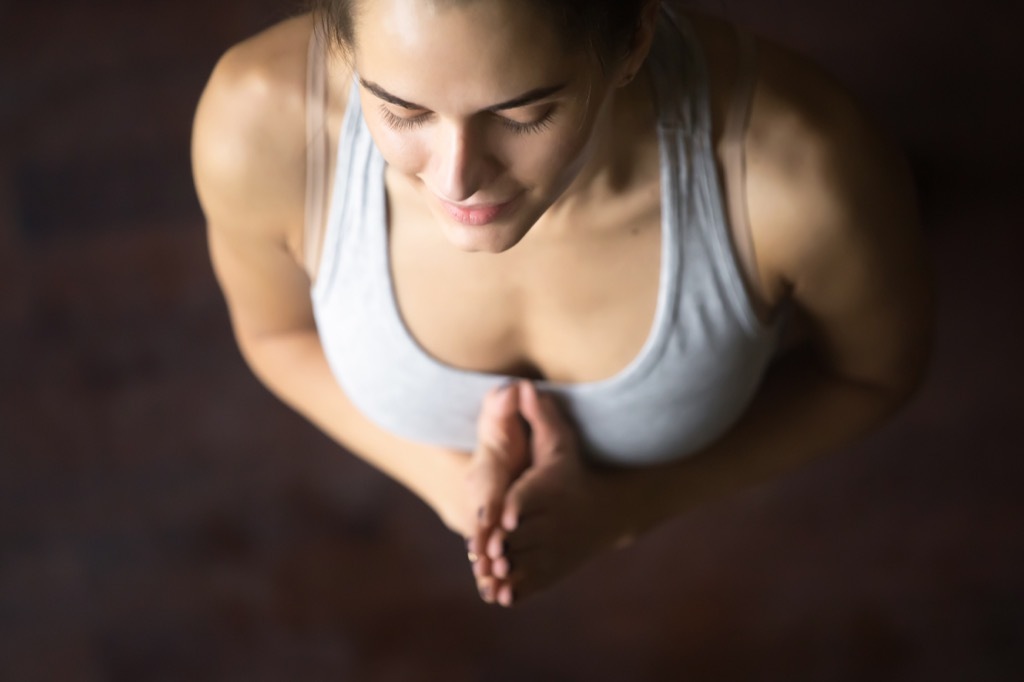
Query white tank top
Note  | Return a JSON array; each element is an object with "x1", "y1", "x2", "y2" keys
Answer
[{"x1": 307, "y1": 9, "x2": 784, "y2": 466}]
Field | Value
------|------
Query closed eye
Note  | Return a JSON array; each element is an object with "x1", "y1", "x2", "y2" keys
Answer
[
  {"x1": 379, "y1": 105, "x2": 430, "y2": 131},
  {"x1": 379, "y1": 104, "x2": 556, "y2": 136},
  {"x1": 499, "y1": 109, "x2": 556, "y2": 135}
]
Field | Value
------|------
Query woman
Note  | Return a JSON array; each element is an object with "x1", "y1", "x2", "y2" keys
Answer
[{"x1": 191, "y1": 0, "x2": 932, "y2": 607}]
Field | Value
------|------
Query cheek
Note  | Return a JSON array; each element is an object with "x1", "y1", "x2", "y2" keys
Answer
[{"x1": 506, "y1": 128, "x2": 592, "y2": 188}]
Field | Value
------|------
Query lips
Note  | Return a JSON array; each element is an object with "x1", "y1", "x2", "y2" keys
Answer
[{"x1": 438, "y1": 195, "x2": 519, "y2": 226}]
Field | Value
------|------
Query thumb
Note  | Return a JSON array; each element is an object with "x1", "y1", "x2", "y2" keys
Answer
[
  {"x1": 471, "y1": 383, "x2": 527, "y2": 529},
  {"x1": 518, "y1": 381, "x2": 574, "y2": 465},
  {"x1": 476, "y1": 382, "x2": 523, "y2": 459}
]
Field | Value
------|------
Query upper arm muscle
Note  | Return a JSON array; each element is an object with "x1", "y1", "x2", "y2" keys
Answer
[
  {"x1": 747, "y1": 47, "x2": 933, "y2": 394},
  {"x1": 191, "y1": 24, "x2": 314, "y2": 342}
]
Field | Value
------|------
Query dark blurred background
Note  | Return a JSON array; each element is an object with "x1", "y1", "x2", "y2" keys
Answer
[{"x1": 1, "y1": 0, "x2": 1022, "y2": 680}]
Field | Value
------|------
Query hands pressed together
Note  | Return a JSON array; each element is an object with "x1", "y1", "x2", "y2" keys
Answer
[{"x1": 461, "y1": 381, "x2": 635, "y2": 607}]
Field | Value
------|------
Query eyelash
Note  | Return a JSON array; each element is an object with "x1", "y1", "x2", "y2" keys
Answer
[{"x1": 378, "y1": 105, "x2": 555, "y2": 135}]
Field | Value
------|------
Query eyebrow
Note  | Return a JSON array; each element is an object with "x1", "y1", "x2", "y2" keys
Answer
[{"x1": 357, "y1": 77, "x2": 568, "y2": 112}]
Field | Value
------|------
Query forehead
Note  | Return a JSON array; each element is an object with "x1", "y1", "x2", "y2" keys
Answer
[
  {"x1": 351, "y1": 0, "x2": 583, "y2": 106},
  {"x1": 353, "y1": 0, "x2": 557, "y2": 39}
]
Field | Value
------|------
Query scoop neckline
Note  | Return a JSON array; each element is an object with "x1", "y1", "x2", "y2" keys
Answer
[{"x1": 373, "y1": 63, "x2": 682, "y2": 395}]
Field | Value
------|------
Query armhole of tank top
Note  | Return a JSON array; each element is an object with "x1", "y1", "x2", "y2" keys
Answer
[
  {"x1": 722, "y1": 26, "x2": 770, "y2": 324},
  {"x1": 303, "y1": 25, "x2": 328, "y2": 284}
]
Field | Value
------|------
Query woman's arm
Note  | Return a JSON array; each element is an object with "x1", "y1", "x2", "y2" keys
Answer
[
  {"x1": 481, "y1": 321, "x2": 926, "y2": 605},
  {"x1": 608, "y1": 36, "x2": 934, "y2": 538},
  {"x1": 190, "y1": 28, "x2": 481, "y2": 536},
  {"x1": 477, "y1": 41, "x2": 934, "y2": 606}
]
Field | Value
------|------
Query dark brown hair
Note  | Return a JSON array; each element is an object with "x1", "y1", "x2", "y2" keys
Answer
[{"x1": 308, "y1": 0, "x2": 654, "y2": 71}]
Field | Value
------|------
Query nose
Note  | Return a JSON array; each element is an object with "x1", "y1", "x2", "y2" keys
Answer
[{"x1": 428, "y1": 120, "x2": 493, "y2": 203}]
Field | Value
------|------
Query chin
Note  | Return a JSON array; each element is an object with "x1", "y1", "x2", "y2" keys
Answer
[{"x1": 439, "y1": 219, "x2": 528, "y2": 254}]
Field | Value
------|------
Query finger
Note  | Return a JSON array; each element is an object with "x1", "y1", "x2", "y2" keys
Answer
[
  {"x1": 518, "y1": 380, "x2": 553, "y2": 424},
  {"x1": 470, "y1": 384, "x2": 528, "y2": 535},
  {"x1": 492, "y1": 554, "x2": 511, "y2": 580},
  {"x1": 489, "y1": 515, "x2": 551, "y2": 578},
  {"x1": 489, "y1": 501, "x2": 552, "y2": 557},
  {"x1": 493, "y1": 548, "x2": 553, "y2": 605},
  {"x1": 500, "y1": 470, "x2": 551, "y2": 532},
  {"x1": 467, "y1": 472, "x2": 512, "y2": 576},
  {"x1": 466, "y1": 535, "x2": 490, "y2": 578},
  {"x1": 467, "y1": 527, "x2": 480, "y2": 557},
  {"x1": 470, "y1": 476, "x2": 504, "y2": 535},
  {"x1": 492, "y1": 525, "x2": 548, "y2": 578},
  {"x1": 472, "y1": 552, "x2": 494, "y2": 580},
  {"x1": 503, "y1": 515, "x2": 549, "y2": 554},
  {"x1": 475, "y1": 575, "x2": 499, "y2": 604},
  {"x1": 466, "y1": 476, "x2": 503, "y2": 559},
  {"x1": 466, "y1": 442, "x2": 515, "y2": 539},
  {"x1": 486, "y1": 526, "x2": 508, "y2": 561},
  {"x1": 501, "y1": 495, "x2": 520, "y2": 533},
  {"x1": 496, "y1": 581, "x2": 515, "y2": 607},
  {"x1": 476, "y1": 382, "x2": 521, "y2": 451},
  {"x1": 518, "y1": 382, "x2": 573, "y2": 458}
]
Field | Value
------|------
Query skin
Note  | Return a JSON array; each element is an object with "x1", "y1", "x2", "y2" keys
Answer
[
  {"x1": 191, "y1": 0, "x2": 932, "y2": 608},
  {"x1": 353, "y1": 0, "x2": 631, "y2": 254}
]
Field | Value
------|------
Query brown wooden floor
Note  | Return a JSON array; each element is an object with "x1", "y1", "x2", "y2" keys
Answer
[{"x1": 2, "y1": 1, "x2": 1023, "y2": 680}]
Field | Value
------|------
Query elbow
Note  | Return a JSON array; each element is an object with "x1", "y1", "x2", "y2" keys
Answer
[{"x1": 232, "y1": 326, "x2": 314, "y2": 395}]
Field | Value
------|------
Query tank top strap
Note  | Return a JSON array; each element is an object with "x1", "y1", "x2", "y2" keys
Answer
[
  {"x1": 721, "y1": 26, "x2": 761, "y2": 315},
  {"x1": 651, "y1": 8, "x2": 772, "y2": 334},
  {"x1": 304, "y1": 25, "x2": 329, "y2": 281},
  {"x1": 649, "y1": 4, "x2": 703, "y2": 133}
]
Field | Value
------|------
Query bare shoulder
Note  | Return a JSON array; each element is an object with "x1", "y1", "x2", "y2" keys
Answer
[
  {"x1": 747, "y1": 30, "x2": 931, "y2": 391},
  {"x1": 684, "y1": 6, "x2": 931, "y2": 391},
  {"x1": 684, "y1": 8, "x2": 914, "y2": 298},
  {"x1": 192, "y1": 14, "x2": 359, "y2": 338},
  {"x1": 741, "y1": 31, "x2": 917, "y2": 290},
  {"x1": 191, "y1": 13, "x2": 347, "y2": 249}
]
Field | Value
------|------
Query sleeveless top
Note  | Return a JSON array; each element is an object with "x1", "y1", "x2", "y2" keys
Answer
[{"x1": 306, "y1": 9, "x2": 785, "y2": 466}]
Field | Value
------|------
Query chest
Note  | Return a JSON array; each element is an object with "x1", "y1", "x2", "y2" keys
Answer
[{"x1": 387, "y1": 190, "x2": 664, "y2": 384}]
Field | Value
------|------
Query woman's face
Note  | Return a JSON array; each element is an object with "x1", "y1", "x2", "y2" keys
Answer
[{"x1": 352, "y1": 0, "x2": 623, "y2": 253}]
